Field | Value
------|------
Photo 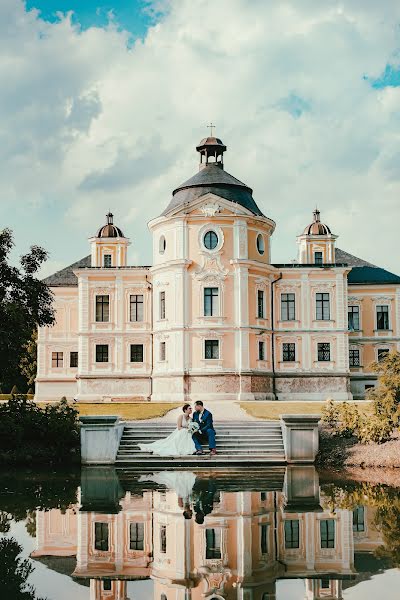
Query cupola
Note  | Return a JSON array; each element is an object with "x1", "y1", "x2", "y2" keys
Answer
[
  {"x1": 160, "y1": 132, "x2": 266, "y2": 217},
  {"x1": 89, "y1": 212, "x2": 130, "y2": 268},
  {"x1": 196, "y1": 136, "x2": 227, "y2": 170},
  {"x1": 297, "y1": 209, "x2": 337, "y2": 265}
]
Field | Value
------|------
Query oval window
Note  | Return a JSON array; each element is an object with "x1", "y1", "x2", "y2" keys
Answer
[
  {"x1": 203, "y1": 230, "x2": 218, "y2": 250},
  {"x1": 257, "y1": 233, "x2": 265, "y2": 255},
  {"x1": 159, "y1": 235, "x2": 166, "y2": 254}
]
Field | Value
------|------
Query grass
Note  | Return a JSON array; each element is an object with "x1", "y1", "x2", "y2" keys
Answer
[
  {"x1": 240, "y1": 401, "x2": 372, "y2": 421},
  {"x1": 67, "y1": 402, "x2": 180, "y2": 420}
]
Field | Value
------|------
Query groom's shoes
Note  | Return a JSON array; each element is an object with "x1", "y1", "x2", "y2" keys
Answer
[
  {"x1": 209, "y1": 449, "x2": 217, "y2": 456},
  {"x1": 194, "y1": 450, "x2": 205, "y2": 455}
]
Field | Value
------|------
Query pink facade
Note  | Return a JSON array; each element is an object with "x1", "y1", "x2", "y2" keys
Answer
[{"x1": 36, "y1": 137, "x2": 400, "y2": 402}]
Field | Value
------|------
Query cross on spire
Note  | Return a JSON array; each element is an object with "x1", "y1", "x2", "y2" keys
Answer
[{"x1": 207, "y1": 122, "x2": 215, "y2": 137}]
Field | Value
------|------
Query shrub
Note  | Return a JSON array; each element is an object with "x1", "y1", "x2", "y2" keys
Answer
[
  {"x1": 322, "y1": 401, "x2": 360, "y2": 438},
  {"x1": 357, "y1": 415, "x2": 393, "y2": 445},
  {"x1": 0, "y1": 396, "x2": 79, "y2": 464},
  {"x1": 322, "y1": 400, "x2": 340, "y2": 429}
]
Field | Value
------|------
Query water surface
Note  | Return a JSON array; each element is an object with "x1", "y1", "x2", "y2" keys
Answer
[{"x1": 1, "y1": 466, "x2": 399, "y2": 599}]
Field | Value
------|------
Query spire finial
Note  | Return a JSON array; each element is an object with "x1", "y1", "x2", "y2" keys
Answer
[
  {"x1": 207, "y1": 122, "x2": 215, "y2": 136},
  {"x1": 106, "y1": 211, "x2": 114, "y2": 225},
  {"x1": 313, "y1": 207, "x2": 320, "y2": 222}
]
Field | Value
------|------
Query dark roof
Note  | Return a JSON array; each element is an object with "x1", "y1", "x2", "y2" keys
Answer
[
  {"x1": 43, "y1": 255, "x2": 91, "y2": 287},
  {"x1": 162, "y1": 163, "x2": 265, "y2": 217},
  {"x1": 96, "y1": 212, "x2": 125, "y2": 238},
  {"x1": 43, "y1": 256, "x2": 151, "y2": 287},
  {"x1": 303, "y1": 209, "x2": 331, "y2": 235},
  {"x1": 335, "y1": 248, "x2": 377, "y2": 267},
  {"x1": 335, "y1": 248, "x2": 400, "y2": 285},
  {"x1": 96, "y1": 223, "x2": 125, "y2": 238}
]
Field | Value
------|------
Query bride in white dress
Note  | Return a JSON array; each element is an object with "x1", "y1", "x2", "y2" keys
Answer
[{"x1": 137, "y1": 404, "x2": 196, "y2": 457}]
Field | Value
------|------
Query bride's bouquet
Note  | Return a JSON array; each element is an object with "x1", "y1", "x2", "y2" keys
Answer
[{"x1": 188, "y1": 421, "x2": 200, "y2": 435}]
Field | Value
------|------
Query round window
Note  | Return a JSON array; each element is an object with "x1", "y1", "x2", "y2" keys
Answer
[
  {"x1": 159, "y1": 235, "x2": 166, "y2": 254},
  {"x1": 256, "y1": 233, "x2": 265, "y2": 255},
  {"x1": 203, "y1": 230, "x2": 218, "y2": 250}
]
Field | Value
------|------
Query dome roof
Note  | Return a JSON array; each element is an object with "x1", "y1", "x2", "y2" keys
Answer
[
  {"x1": 163, "y1": 164, "x2": 264, "y2": 217},
  {"x1": 162, "y1": 136, "x2": 265, "y2": 217},
  {"x1": 303, "y1": 209, "x2": 331, "y2": 235},
  {"x1": 196, "y1": 137, "x2": 227, "y2": 151},
  {"x1": 96, "y1": 212, "x2": 125, "y2": 238}
]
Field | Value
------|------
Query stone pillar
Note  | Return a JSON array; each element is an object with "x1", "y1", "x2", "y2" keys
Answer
[
  {"x1": 80, "y1": 416, "x2": 123, "y2": 464},
  {"x1": 280, "y1": 415, "x2": 320, "y2": 463},
  {"x1": 283, "y1": 466, "x2": 321, "y2": 511}
]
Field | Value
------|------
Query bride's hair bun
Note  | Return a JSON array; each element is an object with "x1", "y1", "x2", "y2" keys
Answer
[{"x1": 182, "y1": 403, "x2": 191, "y2": 412}]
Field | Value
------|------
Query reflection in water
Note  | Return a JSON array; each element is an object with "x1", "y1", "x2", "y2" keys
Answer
[{"x1": 0, "y1": 467, "x2": 398, "y2": 599}]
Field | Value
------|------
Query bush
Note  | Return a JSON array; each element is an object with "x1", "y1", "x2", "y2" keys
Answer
[
  {"x1": 357, "y1": 415, "x2": 394, "y2": 445},
  {"x1": 322, "y1": 400, "x2": 340, "y2": 429},
  {"x1": 0, "y1": 396, "x2": 79, "y2": 464},
  {"x1": 322, "y1": 401, "x2": 360, "y2": 438}
]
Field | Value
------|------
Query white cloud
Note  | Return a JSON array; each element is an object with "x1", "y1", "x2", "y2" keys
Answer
[{"x1": 1, "y1": 0, "x2": 400, "y2": 273}]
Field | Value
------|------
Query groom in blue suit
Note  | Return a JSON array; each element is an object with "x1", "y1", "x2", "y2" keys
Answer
[{"x1": 192, "y1": 401, "x2": 217, "y2": 455}]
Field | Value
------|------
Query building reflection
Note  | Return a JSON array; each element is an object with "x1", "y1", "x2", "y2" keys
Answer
[{"x1": 30, "y1": 467, "x2": 383, "y2": 600}]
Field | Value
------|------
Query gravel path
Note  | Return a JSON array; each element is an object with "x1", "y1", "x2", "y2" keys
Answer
[{"x1": 139, "y1": 401, "x2": 259, "y2": 423}]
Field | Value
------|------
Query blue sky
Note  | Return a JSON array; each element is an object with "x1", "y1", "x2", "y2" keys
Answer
[
  {"x1": 25, "y1": 0, "x2": 158, "y2": 37},
  {"x1": 2, "y1": 0, "x2": 400, "y2": 277}
]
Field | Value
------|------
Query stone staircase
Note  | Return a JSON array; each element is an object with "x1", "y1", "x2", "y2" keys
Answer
[{"x1": 115, "y1": 420, "x2": 286, "y2": 467}]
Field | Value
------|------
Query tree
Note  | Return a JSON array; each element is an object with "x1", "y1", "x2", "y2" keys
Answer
[
  {"x1": 0, "y1": 537, "x2": 47, "y2": 599},
  {"x1": 369, "y1": 351, "x2": 400, "y2": 426},
  {"x1": 322, "y1": 351, "x2": 400, "y2": 444},
  {"x1": 0, "y1": 229, "x2": 54, "y2": 390},
  {"x1": 19, "y1": 331, "x2": 38, "y2": 389}
]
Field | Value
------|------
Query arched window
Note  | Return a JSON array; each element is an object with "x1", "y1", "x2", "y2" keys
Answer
[
  {"x1": 203, "y1": 230, "x2": 218, "y2": 250},
  {"x1": 256, "y1": 233, "x2": 265, "y2": 255},
  {"x1": 159, "y1": 236, "x2": 166, "y2": 254}
]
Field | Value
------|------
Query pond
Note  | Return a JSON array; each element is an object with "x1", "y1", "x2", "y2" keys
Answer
[{"x1": 0, "y1": 466, "x2": 399, "y2": 599}]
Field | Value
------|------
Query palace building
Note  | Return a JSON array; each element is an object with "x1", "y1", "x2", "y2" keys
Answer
[{"x1": 35, "y1": 136, "x2": 400, "y2": 402}]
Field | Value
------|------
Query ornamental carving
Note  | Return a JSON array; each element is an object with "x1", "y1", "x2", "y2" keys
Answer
[
  {"x1": 372, "y1": 296, "x2": 393, "y2": 303},
  {"x1": 154, "y1": 280, "x2": 170, "y2": 287},
  {"x1": 194, "y1": 255, "x2": 228, "y2": 283},
  {"x1": 90, "y1": 287, "x2": 113, "y2": 295},
  {"x1": 200, "y1": 202, "x2": 221, "y2": 217}
]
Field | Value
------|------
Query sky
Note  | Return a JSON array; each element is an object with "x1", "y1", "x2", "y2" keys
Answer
[{"x1": 2, "y1": 0, "x2": 400, "y2": 277}]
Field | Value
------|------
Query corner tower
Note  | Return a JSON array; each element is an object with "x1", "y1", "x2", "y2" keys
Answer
[
  {"x1": 89, "y1": 212, "x2": 130, "y2": 267},
  {"x1": 297, "y1": 209, "x2": 337, "y2": 265}
]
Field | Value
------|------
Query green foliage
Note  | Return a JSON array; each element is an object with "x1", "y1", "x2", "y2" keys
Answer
[
  {"x1": 0, "y1": 396, "x2": 80, "y2": 464},
  {"x1": 0, "y1": 537, "x2": 47, "y2": 599},
  {"x1": 322, "y1": 400, "x2": 340, "y2": 428},
  {"x1": 0, "y1": 228, "x2": 54, "y2": 389},
  {"x1": 322, "y1": 351, "x2": 400, "y2": 445},
  {"x1": 19, "y1": 332, "x2": 38, "y2": 388},
  {"x1": 357, "y1": 415, "x2": 394, "y2": 444},
  {"x1": 322, "y1": 400, "x2": 360, "y2": 438},
  {"x1": 322, "y1": 481, "x2": 400, "y2": 567}
]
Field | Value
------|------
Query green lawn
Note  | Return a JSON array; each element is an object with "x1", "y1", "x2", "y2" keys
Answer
[
  {"x1": 240, "y1": 401, "x2": 372, "y2": 420},
  {"x1": 71, "y1": 402, "x2": 180, "y2": 420}
]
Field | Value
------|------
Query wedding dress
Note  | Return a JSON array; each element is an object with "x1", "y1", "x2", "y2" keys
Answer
[
  {"x1": 137, "y1": 415, "x2": 196, "y2": 457},
  {"x1": 138, "y1": 471, "x2": 196, "y2": 501}
]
